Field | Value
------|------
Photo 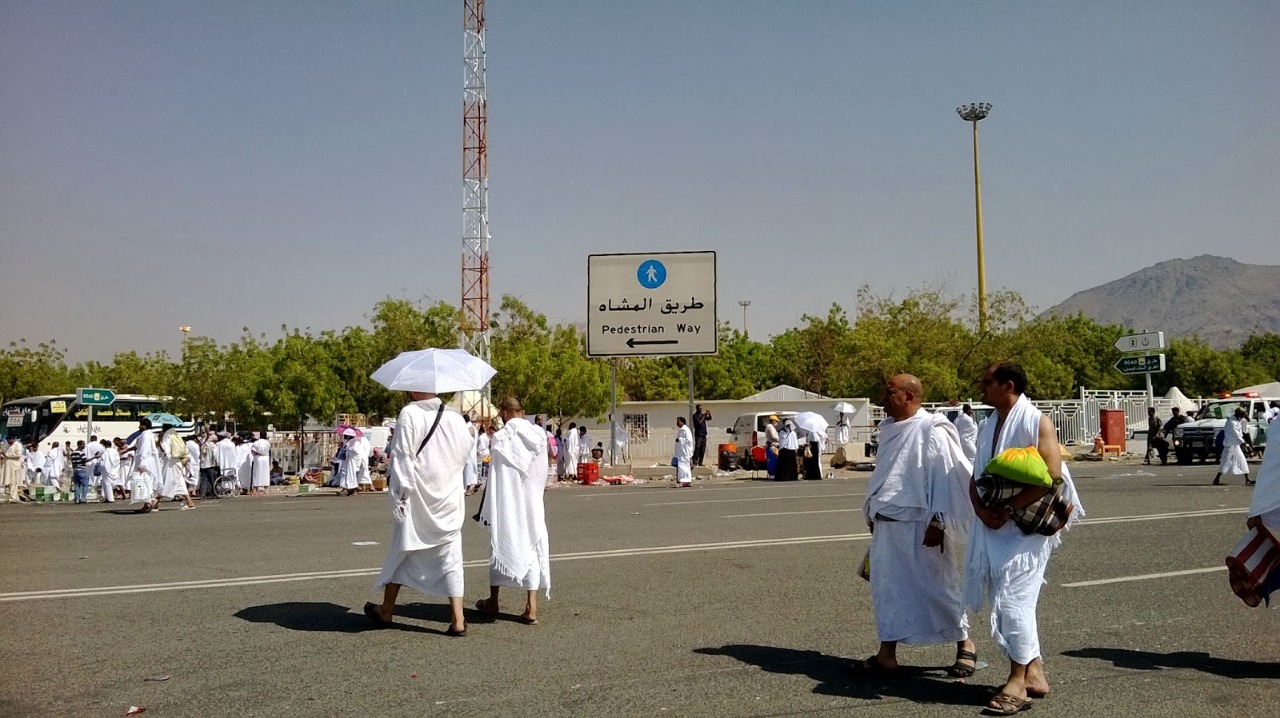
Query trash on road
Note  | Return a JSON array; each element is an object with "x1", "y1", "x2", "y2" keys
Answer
[
  {"x1": 143, "y1": 674, "x2": 170, "y2": 682},
  {"x1": 352, "y1": 541, "x2": 379, "y2": 546},
  {"x1": 126, "y1": 707, "x2": 146, "y2": 716}
]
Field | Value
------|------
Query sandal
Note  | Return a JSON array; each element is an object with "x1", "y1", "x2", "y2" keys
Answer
[
  {"x1": 852, "y1": 655, "x2": 898, "y2": 675},
  {"x1": 475, "y1": 598, "x2": 499, "y2": 615},
  {"x1": 518, "y1": 615, "x2": 538, "y2": 625},
  {"x1": 948, "y1": 649, "x2": 978, "y2": 678},
  {"x1": 983, "y1": 692, "x2": 1032, "y2": 715},
  {"x1": 363, "y1": 602, "x2": 392, "y2": 628},
  {"x1": 444, "y1": 625, "x2": 467, "y2": 637}
]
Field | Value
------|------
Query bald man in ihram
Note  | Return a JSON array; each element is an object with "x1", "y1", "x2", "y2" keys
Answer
[
  {"x1": 858, "y1": 374, "x2": 977, "y2": 678},
  {"x1": 475, "y1": 397, "x2": 551, "y2": 625}
]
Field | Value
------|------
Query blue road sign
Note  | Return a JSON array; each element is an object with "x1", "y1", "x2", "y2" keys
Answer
[{"x1": 637, "y1": 259, "x2": 666, "y2": 289}]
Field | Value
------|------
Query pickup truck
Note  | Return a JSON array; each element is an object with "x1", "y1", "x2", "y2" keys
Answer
[{"x1": 1173, "y1": 393, "x2": 1274, "y2": 464}]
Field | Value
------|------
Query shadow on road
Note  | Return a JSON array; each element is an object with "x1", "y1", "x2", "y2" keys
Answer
[
  {"x1": 694, "y1": 644, "x2": 990, "y2": 706},
  {"x1": 235, "y1": 601, "x2": 430, "y2": 634},
  {"x1": 235, "y1": 601, "x2": 482, "y2": 636},
  {"x1": 1063, "y1": 647, "x2": 1280, "y2": 679}
]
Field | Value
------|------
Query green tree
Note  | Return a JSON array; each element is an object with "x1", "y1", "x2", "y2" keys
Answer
[
  {"x1": 1240, "y1": 333, "x2": 1280, "y2": 381},
  {"x1": 770, "y1": 303, "x2": 856, "y2": 397},
  {"x1": 0, "y1": 340, "x2": 72, "y2": 402}
]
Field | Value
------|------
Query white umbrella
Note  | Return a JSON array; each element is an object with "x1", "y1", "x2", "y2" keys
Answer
[
  {"x1": 833, "y1": 402, "x2": 857, "y2": 414},
  {"x1": 371, "y1": 348, "x2": 497, "y2": 394},
  {"x1": 793, "y1": 411, "x2": 830, "y2": 435}
]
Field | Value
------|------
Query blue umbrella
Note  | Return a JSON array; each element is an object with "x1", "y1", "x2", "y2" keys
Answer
[{"x1": 146, "y1": 412, "x2": 185, "y2": 427}]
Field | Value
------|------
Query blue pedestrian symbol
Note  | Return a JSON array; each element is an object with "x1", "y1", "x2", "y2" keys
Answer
[{"x1": 637, "y1": 259, "x2": 666, "y2": 289}]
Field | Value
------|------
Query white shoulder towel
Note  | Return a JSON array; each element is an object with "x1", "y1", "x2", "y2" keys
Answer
[
  {"x1": 864, "y1": 408, "x2": 974, "y2": 543},
  {"x1": 480, "y1": 417, "x2": 551, "y2": 596}
]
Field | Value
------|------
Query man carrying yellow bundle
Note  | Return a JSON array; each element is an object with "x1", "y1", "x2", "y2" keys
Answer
[{"x1": 966, "y1": 362, "x2": 1083, "y2": 716}]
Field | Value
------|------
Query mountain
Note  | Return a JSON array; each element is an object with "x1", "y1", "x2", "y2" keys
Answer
[{"x1": 1042, "y1": 255, "x2": 1280, "y2": 348}]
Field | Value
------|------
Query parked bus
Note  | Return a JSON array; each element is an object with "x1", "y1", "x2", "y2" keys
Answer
[{"x1": 0, "y1": 394, "x2": 191, "y2": 451}]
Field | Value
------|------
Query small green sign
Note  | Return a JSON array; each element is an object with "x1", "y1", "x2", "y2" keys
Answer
[
  {"x1": 77, "y1": 388, "x2": 116, "y2": 406},
  {"x1": 1114, "y1": 354, "x2": 1165, "y2": 375}
]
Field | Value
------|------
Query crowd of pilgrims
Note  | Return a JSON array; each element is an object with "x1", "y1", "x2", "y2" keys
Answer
[
  {"x1": 1, "y1": 418, "x2": 276, "y2": 510},
  {"x1": 325, "y1": 414, "x2": 617, "y2": 500},
  {"x1": 0, "y1": 412, "x2": 624, "y2": 508}
]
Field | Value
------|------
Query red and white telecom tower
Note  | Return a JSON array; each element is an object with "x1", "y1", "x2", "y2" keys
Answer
[{"x1": 461, "y1": 0, "x2": 491, "y2": 417}]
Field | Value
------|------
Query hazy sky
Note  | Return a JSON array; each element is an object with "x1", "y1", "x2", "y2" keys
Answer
[{"x1": 3, "y1": 1, "x2": 1277, "y2": 361}]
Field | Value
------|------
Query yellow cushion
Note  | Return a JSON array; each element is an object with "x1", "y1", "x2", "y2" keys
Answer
[{"x1": 984, "y1": 446, "x2": 1053, "y2": 488}]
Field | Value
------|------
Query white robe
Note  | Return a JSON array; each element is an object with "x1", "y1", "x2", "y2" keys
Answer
[
  {"x1": 1218, "y1": 418, "x2": 1249, "y2": 476},
  {"x1": 1248, "y1": 439, "x2": 1280, "y2": 531},
  {"x1": 675, "y1": 425, "x2": 694, "y2": 483},
  {"x1": 156, "y1": 431, "x2": 189, "y2": 498},
  {"x1": 25, "y1": 449, "x2": 45, "y2": 484},
  {"x1": 354, "y1": 437, "x2": 372, "y2": 486},
  {"x1": 99, "y1": 448, "x2": 120, "y2": 502},
  {"x1": 836, "y1": 420, "x2": 850, "y2": 446},
  {"x1": 339, "y1": 438, "x2": 361, "y2": 490},
  {"x1": 462, "y1": 432, "x2": 480, "y2": 488},
  {"x1": 954, "y1": 412, "x2": 979, "y2": 463},
  {"x1": 214, "y1": 439, "x2": 238, "y2": 476},
  {"x1": 43, "y1": 447, "x2": 65, "y2": 485},
  {"x1": 235, "y1": 444, "x2": 252, "y2": 490},
  {"x1": 130, "y1": 431, "x2": 161, "y2": 491},
  {"x1": 184, "y1": 441, "x2": 201, "y2": 485},
  {"x1": 480, "y1": 417, "x2": 551, "y2": 595},
  {"x1": 250, "y1": 438, "x2": 272, "y2": 488},
  {"x1": 964, "y1": 396, "x2": 1083, "y2": 664},
  {"x1": 611, "y1": 421, "x2": 627, "y2": 463},
  {"x1": 546, "y1": 432, "x2": 559, "y2": 486},
  {"x1": 864, "y1": 409, "x2": 974, "y2": 644},
  {"x1": 374, "y1": 399, "x2": 474, "y2": 599},
  {"x1": 564, "y1": 430, "x2": 580, "y2": 478},
  {"x1": 2, "y1": 441, "x2": 23, "y2": 500}
]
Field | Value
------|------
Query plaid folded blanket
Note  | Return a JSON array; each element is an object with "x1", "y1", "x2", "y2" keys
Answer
[{"x1": 975, "y1": 472, "x2": 1074, "y2": 536}]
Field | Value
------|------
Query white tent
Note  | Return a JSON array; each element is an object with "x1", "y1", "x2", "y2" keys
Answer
[
  {"x1": 1233, "y1": 382, "x2": 1280, "y2": 397},
  {"x1": 740, "y1": 384, "x2": 830, "y2": 402},
  {"x1": 1163, "y1": 386, "x2": 1198, "y2": 412}
]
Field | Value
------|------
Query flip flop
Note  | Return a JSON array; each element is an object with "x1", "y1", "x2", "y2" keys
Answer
[
  {"x1": 983, "y1": 692, "x2": 1032, "y2": 715},
  {"x1": 988, "y1": 686, "x2": 1049, "y2": 700},
  {"x1": 518, "y1": 615, "x2": 538, "y2": 625},
  {"x1": 947, "y1": 649, "x2": 978, "y2": 678},
  {"x1": 475, "y1": 599, "x2": 499, "y2": 615},
  {"x1": 445, "y1": 625, "x2": 467, "y2": 637},
  {"x1": 363, "y1": 602, "x2": 392, "y2": 628}
]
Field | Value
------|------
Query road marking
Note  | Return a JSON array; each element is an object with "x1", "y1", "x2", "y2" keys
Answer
[
  {"x1": 572, "y1": 482, "x2": 824, "y2": 499},
  {"x1": 0, "y1": 533, "x2": 873, "y2": 602},
  {"x1": 648, "y1": 493, "x2": 863, "y2": 507},
  {"x1": 0, "y1": 507, "x2": 1249, "y2": 603},
  {"x1": 1080, "y1": 508, "x2": 1246, "y2": 524},
  {"x1": 721, "y1": 506, "x2": 1248, "y2": 521},
  {"x1": 1062, "y1": 566, "x2": 1227, "y2": 588},
  {"x1": 725, "y1": 508, "x2": 859, "y2": 518}
]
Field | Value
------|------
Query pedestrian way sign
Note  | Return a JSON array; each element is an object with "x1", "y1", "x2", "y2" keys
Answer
[{"x1": 588, "y1": 251, "x2": 717, "y2": 357}]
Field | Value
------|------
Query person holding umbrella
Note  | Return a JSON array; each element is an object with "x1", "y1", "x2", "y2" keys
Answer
[
  {"x1": 793, "y1": 412, "x2": 829, "y2": 481},
  {"x1": 365, "y1": 348, "x2": 496, "y2": 637}
]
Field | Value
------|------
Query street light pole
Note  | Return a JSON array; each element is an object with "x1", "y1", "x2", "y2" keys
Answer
[
  {"x1": 737, "y1": 300, "x2": 751, "y2": 337},
  {"x1": 956, "y1": 102, "x2": 992, "y2": 334}
]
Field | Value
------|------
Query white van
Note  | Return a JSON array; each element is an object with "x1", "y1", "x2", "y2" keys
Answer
[{"x1": 726, "y1": 411, "x2": 797, "y2": 469}]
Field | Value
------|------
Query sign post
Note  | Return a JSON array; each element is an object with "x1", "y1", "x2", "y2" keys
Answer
[
  {"x1": 1114, "y1": 333, "x2": 1166, "y2": 406},
  {"x1": 76, "y1": 388, "x2": 116, "y2": 448},
  {"x1": 588, "y1": 251, "x2": 718, "y2": 427}
]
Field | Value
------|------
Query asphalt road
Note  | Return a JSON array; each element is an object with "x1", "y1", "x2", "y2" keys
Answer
[{"x1": 1, "y1": 462, "x2": 1277, "y2": 717}]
